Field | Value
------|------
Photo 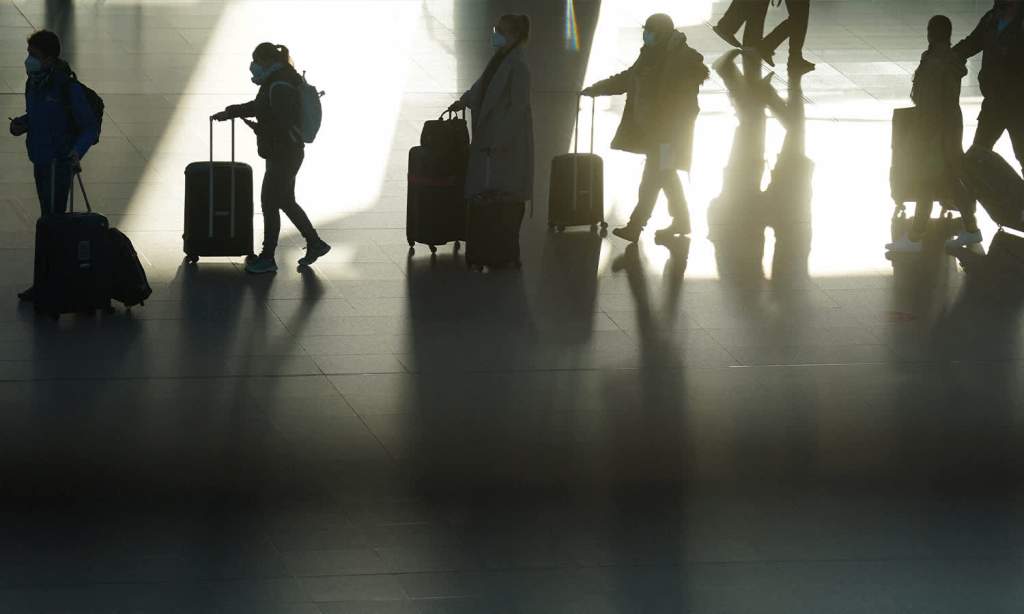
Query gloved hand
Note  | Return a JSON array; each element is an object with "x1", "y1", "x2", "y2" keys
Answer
[
  {"x1": 68, "y1": 149, "x2": 81, "y2": 171},
  {"x1": 580, "y1": 87, "x2": 596, "y2": 97},
  {"x1": 447, "y1": 100, "x2": 467, "y2": 113},
  {"x1": 8, "y1": 116, "x2": 27, "y2": 136},
  {"x1": 210, "y1": 109, "x2": 233, "y2": 122}
]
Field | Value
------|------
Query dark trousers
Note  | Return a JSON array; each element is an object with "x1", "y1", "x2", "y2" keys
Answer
[
  {"x1": 630, "y1": 153, "x2": 690, "y2": 229},
  {"x1": 717, "y1": 0, "x2": 771, "y2": 47},
  {"x1": 762, "y1": 0, "x2": 811, "y2": 59},
  {"x1": 973, "y1": 98, "x2": 1024, "y2": 173},
  {"x1": 261, "y1": 151, "x2": 317, "y2": 256},
  {"x1": 33, "y1": 159, "x2": 73, "y2": 216}
]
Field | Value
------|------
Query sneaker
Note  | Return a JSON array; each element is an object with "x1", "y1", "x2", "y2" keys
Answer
[
  {"x1": 298, "y1": 239, "x2": 331, "y2": 267},
  {"x1": 611, "y1": 224, "x2": 642, "y2": 243},
  {"x1": 945, "y1": 230, "x2": 983, "y2": 250},
  {"x1": 712, "y1": 24, "x2": 742, "y2": 49},
  {"x1": 885, "y1": 234, "x2": 923, "y2": 254},
  {"x1": 654, "y1": 221, "x2": 691, "y2": 242},
  {"x1": 17, "y1": 286, "x2": 34, "y2": 302},
  {"x1": 788, "y1": 57, "x2": 816, "y2": 74},
  {"x1": 244, "y1": 254, "x2": 278, "y2": 274},
  {"x1": 756, "y1": 45, "x2": 776, "y2": 67}
]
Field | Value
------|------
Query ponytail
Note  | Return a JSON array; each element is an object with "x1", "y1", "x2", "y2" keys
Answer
[{"x1": 253, "y1": 41, "x2": 293, "y2": 66}]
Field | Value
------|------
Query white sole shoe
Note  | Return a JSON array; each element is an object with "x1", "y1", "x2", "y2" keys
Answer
[{"x1": 945, "y1": 231, "x2": 983, "y2": 249}]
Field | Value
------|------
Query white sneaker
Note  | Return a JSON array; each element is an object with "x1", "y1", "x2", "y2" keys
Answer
[
  {"x1": 945, "y1": 230, "x2": 983, "y2": 249},
  {"x1": 886, "y1": 234, "x2": 923, "y2": 254}
]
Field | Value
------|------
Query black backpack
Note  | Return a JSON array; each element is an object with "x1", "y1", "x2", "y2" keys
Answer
[
  {"x1": 64, "y1": 71, "x2": 104, "y2": 144},
  {"x1": 108, "y1": 227, "x2": 152, "y2": 308}
]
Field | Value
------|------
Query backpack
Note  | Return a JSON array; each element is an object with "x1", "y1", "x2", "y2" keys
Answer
[
  {"x1": 271, "y1": 71, "x2": 324, "y2": 144},
  {"x1": 108, "y1": 227, "x2": 152, "y2": 308},
  {"x1": 64, "y1": 71, "x2": 104, "y2": 144}
]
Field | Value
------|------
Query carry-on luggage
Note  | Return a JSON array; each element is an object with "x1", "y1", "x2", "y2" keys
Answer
[
  {"x1": 32, "y1": 170, "x2": 113, "y2": 319},
  {"x1": 407, "y1": 109, "x2": 470, "y2": 253},
  {"x1": 549, "y1": 96, "x2": 606, "y2": 232},
  {"x1": 108, "y1": 227, "x2": 152, "y2": 308},
  {"x1": 962, "y1": 147, "x2": 1024, "y2": 233},
  {"x1": 183, "y1": 118, "x2": 254, "y2": 264},
  {"x1": 465, "y1": 194, "x2": 525, "y2": 270},
  {"x1": 890, "y1": 107, "x2": 920, "y2": 208}
]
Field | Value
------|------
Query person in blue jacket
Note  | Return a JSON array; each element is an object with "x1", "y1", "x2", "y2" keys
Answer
[{"x1": 9, "y1": 30, "x2": 98, "y2": 302}]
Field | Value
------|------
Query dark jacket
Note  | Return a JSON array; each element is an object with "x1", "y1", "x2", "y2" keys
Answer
[
  {"x1": 588, "y1": 31, "x2": 709, "y2": 171},
  {"x1": 911, "y1": 46, "x2": 968, "y2": 197},
  {"x1": 18, "y1": 59, "x2": 99, "y2": 165},
  {"x1": 953, "y1": 8, "x2": 1024, "y2": 103},
  {"x1": 227, "y1": 64, "x2": 303, "y2": 160}
]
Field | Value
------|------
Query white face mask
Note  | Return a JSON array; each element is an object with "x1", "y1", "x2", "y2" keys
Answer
[
  {"x1": 491, "y1": 30, "x2": 508, "y2": 49},
  {"x1": 25, "y1": 55, "x2": 44, "y2": 75}
]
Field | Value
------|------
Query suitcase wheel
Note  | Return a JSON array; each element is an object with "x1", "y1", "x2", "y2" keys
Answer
[
  {"x1": 429, "y1": 245, "x2": 437, "y2": 255},
  {"x1": 185, "y1": 254, "x2": 199, "y2": 265},
  {"x1": 600, "y1": 222, "x2": 609, "y2": 229},
  {"x1": 408, "y1": 240, "x2": 414, "y2": 248}
]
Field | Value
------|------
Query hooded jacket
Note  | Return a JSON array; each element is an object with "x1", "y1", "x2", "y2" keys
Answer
[
  {"x1": 587, "y1": 31, "x2": 709, "y2": 171},
  {"x1": 226, "y1": 64, "x2": 303, "y2": 160},
  {"x1": 19, "y1": 59, "x2": 98, "y2": 165},
  {"x1": 953, "y1": 7, "x2": 1024, "y2": 104}
]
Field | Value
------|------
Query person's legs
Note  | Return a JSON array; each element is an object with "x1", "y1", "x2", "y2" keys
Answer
[
  {"x1": 784, "y1": 0, "x2": 811, "y2": 61},
  {"x1": 972, "y1": 99, "x2": 1007, "y2": 152},
  {"x1": 910, "y1": 199, "x2": 933, "y2": 241},
  {"x1": 1005, "y1": 111, "x2": 1024, "y2": 174},
  {"x1": 613, "y1": 155, "x2": 661, "y2": 242},
  {"x1": 33, "y1": 160, "x2": 72, "y2": 217},
  {"x1": 658, "y1": 169, "x2": 691, "y2": 235},
  {"x1": 741, "y1": 0, "x2": 771, "y2": 48},
  {"x1": 260, "y1": 158, "x2": 284, "y2": 257},
  {"x1": 716, "y1": 0, "x2": 747, "y2": 35}
]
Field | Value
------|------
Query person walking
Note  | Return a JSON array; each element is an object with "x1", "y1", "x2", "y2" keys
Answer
[
  {"x1": 888, "y1": 16, "x2": 975, "y2": 253},
  {"x1": 212, "y1": 42, "x2": 331, "y2": 274},
  {"x1": 756, "y1": 0, "x2": 816, "y2": 73},
  {"x1": 712, "y1": 0, "x2": 771, "y2": 50},
  {"x1": 10, "y1": 30, "x2": 99, "y2": 302},
  {"x1": 581, "y1": 14, "x2": 709, "y2": 243}
]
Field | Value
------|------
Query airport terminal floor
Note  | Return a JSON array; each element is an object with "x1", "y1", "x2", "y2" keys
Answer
[{"x1": 2, "y1": 0, "x2": 1024, "y2": 612}]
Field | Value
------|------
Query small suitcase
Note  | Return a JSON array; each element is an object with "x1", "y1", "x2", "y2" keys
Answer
[
  {"x1": 183, "y1": 118, "x2": 254, "y2": 263},
  {"x1": 890, "y1": 107, "x2": 921, "y2": 207},
  {"x1": 549, "y1": 97, "x2": 605, "y2": 232},
  {"x1": 465, "y1": 194, "x2": 525, "y2": 270},
  {"x1": 108, "y1": 227, "x2": 152, "y2": 308},
  {"x1": 407, "y1": 110, "x2": 469, "y2": 253},
  {"x1": 962, "y1": 147, "x2": 1024, "y2": 233},
  {"x1": 33, "y1": 170, "x2": 113, "y2": 319}
]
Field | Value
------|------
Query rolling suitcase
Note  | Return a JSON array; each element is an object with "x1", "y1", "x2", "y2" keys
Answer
[
  {"x1": 890, "y1": 107, "x2": 921, "y2": 208},
  {"x1": 407, "y1": 110, "x2": 469, "y2": 253},
  {"x1": 183, "y1": 118, "x2": 254, "y2": 264},
  {"x1": 465, "y1": 195, "x2": 525, "y2": 270},
  {"x1": 549, "y1": 96, "x2": 605, "y2": 232},
  {"x1": 962, "y1": 147, "x2": 1024, "y2": 233},
  {"x1": 33, "y1": 170, "x2": 114, "y2": 319}
]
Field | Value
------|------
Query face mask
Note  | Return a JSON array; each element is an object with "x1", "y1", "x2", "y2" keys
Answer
[
  {"x1": 643, "y1": 31, "x2": 657, "y2": 47},
  {"x1": 249, "y1": 61, "x2": 267, "y2": 85},
  {"x1": 24, "y1": 55, "x2": 43, "y2": 75},
  {"x1": 491, "y1": 31, "x2": 508, "y2": 49}
]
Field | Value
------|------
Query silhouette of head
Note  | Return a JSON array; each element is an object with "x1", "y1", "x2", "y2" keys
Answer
[
  {"x1": 495, "y1": 14, "x2": 530, "y2": 49},
  {"x1": 252, "y1": 42, "x2": 291, "y2": 68},
  {"x1": 994, "y1": 0, "x2": 1021, "y2": 15},
  {"x1": 26, "y1": 30, "x2": 60, "y2": 64},
  {"x1": 927, "y1": 15, "x2": 953, "y2": 47}
]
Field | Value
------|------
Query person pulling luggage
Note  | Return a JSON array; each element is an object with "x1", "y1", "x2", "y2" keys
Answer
[
  {"x1": 888, "y1": 16, "x2": 977, "y2": 253},
  {"x1": 581, "y1": 14, "x2": 709, "y2": 244},
  {"x1": 10, "y1": 30, "x2": 99, "y2": 302},
  {"x1": 212, "y1": 42, "x2": 330, "y2": 274}
]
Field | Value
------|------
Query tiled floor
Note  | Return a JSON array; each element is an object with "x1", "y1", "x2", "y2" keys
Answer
[{"x1": 2, "y1": 0, "x2": 1024, "y2": 612}]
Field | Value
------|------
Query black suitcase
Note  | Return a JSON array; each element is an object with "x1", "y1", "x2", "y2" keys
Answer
[
  {"x1": 109, "y1": 227, "x2": 152, "y2": 307},
  {"x1": 890, "y1": 107, "x2": 921, "y2": 207},
  {"x1": 33, "y1": 171, "x2": 113, "y2": 319},
  {"x1": 183, "y1": 118, "x2": 254, "y2": 263},
  {"x1": 549, "y1": 97, "x2": 605, "y2": 232},
  {"x1": 465, "y1": 194, "x2": 525, "y2": 270},
  {"x1": 407, "y1": 110, "x2": 469, "y2": 253},
  {"x1": 962, "y1": 147, "x2": 1024, "y2": 233}
]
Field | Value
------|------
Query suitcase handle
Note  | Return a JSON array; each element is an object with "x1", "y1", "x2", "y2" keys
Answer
[
  {"x1": 573, "y1": 95, "x2": 596, "y2": 156},
  {"x1": 208, "y1": 117, "x2": 237, "y2": 240},
  {"x1": 62, "y1": 160, "x2": 92, "y2": 214},
  {"x1": 439, "y1": 109, "x2": 466, "y2": 121}
]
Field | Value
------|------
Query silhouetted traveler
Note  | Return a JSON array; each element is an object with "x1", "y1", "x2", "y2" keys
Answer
[
  {"x1": 757, "y1": 0, "x2": 816, "y2": 73},
  {"x1": 10, "y1": 30, "x2": 98, "y2": 302},
  {"x1": 889, "y1": 16, "x2": 975, "y2": 253},
  {"x1": 955, "y1": 1, "x2": 1024, "y2": 172},
  {"x1": 712, "y1": 0, "x2": 771, "y2": 49},
  {"x1": 212, "y1": 43, "x2": 330, "y2": 274},
  {"x1": 449, "y1": 14, "x2": 534, "y2": 204},
  {"x1": 581, "y1": 14, "x2": 709, "y2": 243}
]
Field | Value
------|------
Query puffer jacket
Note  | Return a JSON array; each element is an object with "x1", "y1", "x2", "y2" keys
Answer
[
  {"x1": 227, "y1": 64, "x2": 303, "y2": 159},
  {"x1": 18, "y1": 59, "x2": 98, "y2": 165}
]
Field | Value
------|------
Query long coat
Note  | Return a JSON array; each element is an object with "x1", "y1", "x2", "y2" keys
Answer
[
  {"x1": 459, "y1": 47, "x2": 535, "y2": 202},
  {"x1": 588, "y1": 31, "x2": 708, "y2": 171},
  {"x1": 910, "y1": 47, "x2": 968, "y2": 201}
]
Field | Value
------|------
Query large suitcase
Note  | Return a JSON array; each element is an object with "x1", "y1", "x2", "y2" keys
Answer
[
  {"x1": 183, "y1": 118, "x2": 254, "y2": 263},
  {"x1": 407, "y1": 110, "x2": 469, "y2": 253},
  {"x1": 33, "y1": 171, "x2": 113, "y2": 319},
  {"x1": 962, "y1": 147, "x2": 1024, "y2": 233},
  {"x1": 465, "y1": 194, "x2": 525, "y2": 270},
  {"x1": 549, "y1": 97, "x2": 605, "y2": 232}
]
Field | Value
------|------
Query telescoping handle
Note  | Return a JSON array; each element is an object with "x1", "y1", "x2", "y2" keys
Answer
[
  {"x1": 573, "y1": 95, "x2": 596, "y2": 155},
  {"x1": 208, "y1": 117, "x2": 237, "y2": 240},
  {"x1": 64, "y1": 163, "x2": 92, "y2": 214}
]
